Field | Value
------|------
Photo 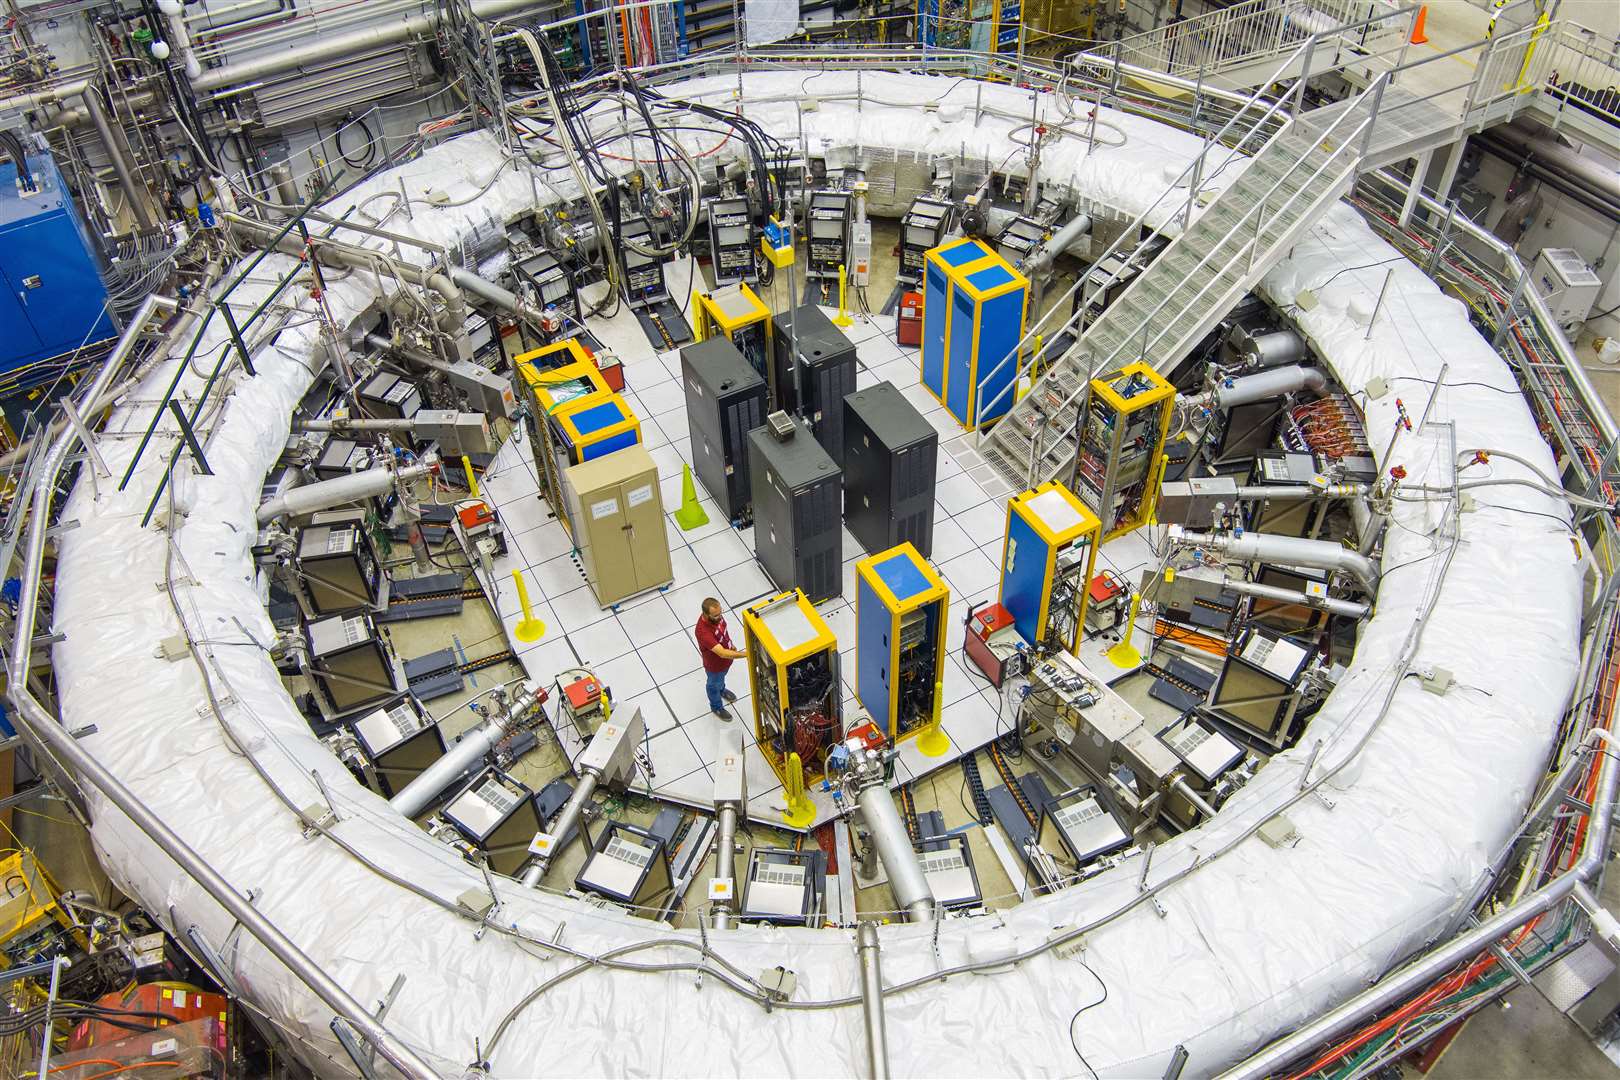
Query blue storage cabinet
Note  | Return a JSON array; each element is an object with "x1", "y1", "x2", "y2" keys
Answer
[
  {"x1": 919, "y1": 238, "x2": 1028, "y2": 432},
  {"x1": 0, "y1": 153, "x2": 114, "y2": 376},
  {"x1": 855, "y1": 543, "x2": 949, "y2": 744}
]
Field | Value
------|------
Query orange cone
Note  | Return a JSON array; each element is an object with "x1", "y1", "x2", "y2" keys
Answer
[{"x1": 1409, "y1": 5, "x2": 1429, "y2": 45}]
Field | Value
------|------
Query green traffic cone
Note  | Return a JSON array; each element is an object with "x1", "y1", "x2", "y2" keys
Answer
[{"x1": 673, "y1": 464, "x2": 710, "y2": 530}]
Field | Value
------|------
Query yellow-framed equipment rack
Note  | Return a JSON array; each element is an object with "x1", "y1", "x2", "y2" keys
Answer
[
  {"x1": 743, "y1": 590, "x2": 843, "y2": 790},
  {"x1": 855, "y1": 543, "x2": 950, "y2": 745},
  {"x1": 1072, "y1": 361, "x2": 1176, "y2": 540},
  {"x1": 693, "y1": 282, "x2": 772, "y2": 386},
  {"x1": 919, "y1": 237, "x2": 1028, "y2": 432},
  {"x1": 998, "y1": 481, "x2": 1101, "y2": 654}
]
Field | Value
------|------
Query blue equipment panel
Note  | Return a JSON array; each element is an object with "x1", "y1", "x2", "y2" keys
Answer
[
  {"x1": 855, "y1": 544, "x2": 949, "y2": 743},
  {"x1": 1000, "y1": 509, "x2": 1048, "y2": 648},
  {"x1": 0, "y1": 153, "x2": 114, "y2": 377},
  {"x1": 919, "y1": 239, "x2": 1028, "y2": 432}
]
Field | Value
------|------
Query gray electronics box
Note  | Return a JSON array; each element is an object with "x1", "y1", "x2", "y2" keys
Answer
[
  {"x1": 682, "y1": 336, "x2": 768, "y2": 521},
  {"x1": 750, "y1": 415, "x2": 843, "y2": 601},
  {"x1": 1157, "y1": 477, "x2": 1238, "y2": 526},
  {"x1": 842, "y1": 381, "x2": 938, "y2": 558}
]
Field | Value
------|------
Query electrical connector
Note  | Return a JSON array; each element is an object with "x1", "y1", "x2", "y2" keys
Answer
[
  {"x1": 1258, "y1": 815, "x2": 1297, "y2": 848},
  {"x1": 1418, "y1": 666, "x2": 1454, "y2": 695}
]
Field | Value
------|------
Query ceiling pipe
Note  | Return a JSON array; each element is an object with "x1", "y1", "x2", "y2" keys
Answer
[{"x1": 188, "y1": 0, "x2": 547, "y2": 92}]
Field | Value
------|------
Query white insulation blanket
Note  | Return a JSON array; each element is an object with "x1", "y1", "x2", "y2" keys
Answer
[{"x1": 47, "y1": 71, "x2": 1580, "y2": 1078}]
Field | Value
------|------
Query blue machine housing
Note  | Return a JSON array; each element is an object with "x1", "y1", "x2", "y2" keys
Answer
[
  {"x1": 0, "y1": 152, "x2": 114, "y2": 376},
  {"x1": 856, "y1": 544, "x2": 949, "y2": 743}
]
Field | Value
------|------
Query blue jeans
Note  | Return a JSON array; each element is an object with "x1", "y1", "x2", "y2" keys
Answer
[{"x1": 705, "y1": 668, "x2": 731, "y2": 712}]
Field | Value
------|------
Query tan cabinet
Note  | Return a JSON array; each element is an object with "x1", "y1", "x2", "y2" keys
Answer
[{"x1": 562, "y1": 445, "x2": 673, "y2": 608}]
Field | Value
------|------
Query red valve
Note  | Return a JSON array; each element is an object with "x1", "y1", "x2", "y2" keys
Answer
[{"x1": 1389, "y1": 465, "x2": 1407, "y2": 480}]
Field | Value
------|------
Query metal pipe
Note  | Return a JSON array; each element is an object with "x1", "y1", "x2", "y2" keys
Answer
[
  {"x1": 255, "y1": 456, "x2": 435, "y2": 525},
  {"x1": 711, "y1": 804, "x2": 739, "y2": 930},
  {"x1": 857, "y1": 922, "x2": 891, "y2": 1080},
  {"x1": 2, "y1": 297, "x2": 443, "y2": 1080},
  {"x1": 189, "y1": 0, "x2": 546, "y2": 92},
  {"x1": 856, "y1": 782, "x2": 936, "y2": 923},
  {"x1": 1222, "y1": 577, "x2": 1372, "y2": 619},
  {"x1": 80, "y1": 87, "x2": 155, "y2": 230},
  {"x1": 520, "y1": 769, "x2": 601, "y2": 886},
  {"x1": 391, "y1": 683, "x2": 545, "y2": 820},
  {"x1": 1211, "y1": 365, "x2": 1327, "y2": 409},
  {"x1": 1023, "y1": 212, "x2": 1093, "y2": 276},
  {"x1": 448, "y1": 267, "x2": 545, "y2": 323},
  {"x1": 1231, "y1": 482, "x2": 1369, "y2": 500},
  {"x1": 1169, "y1": 775, "x2": 1219, "y2": 821},
  {"x1": 221, "y1": 213, "x2": 467, "y2": 329},
  {"x1": 1169, "y1": 526, "x2": 1380, "y2": 591}
]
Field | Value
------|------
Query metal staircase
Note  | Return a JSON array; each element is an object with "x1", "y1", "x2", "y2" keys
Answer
[{"x1": 975, "y1": 8, "x2": 1533, "y2": 494}]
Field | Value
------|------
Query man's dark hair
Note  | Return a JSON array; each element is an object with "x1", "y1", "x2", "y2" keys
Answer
[{"x1": 702, "y1": 597, "x2": 722, "y2": 614}]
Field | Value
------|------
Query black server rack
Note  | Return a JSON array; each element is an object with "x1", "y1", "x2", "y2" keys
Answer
[
  {"x1": 771, "y1": 304, "x2": 857, "y2": 466},
  {"x1": 842, "y1": 381, "x2": 938, "y2": 558},
  {"x1": 681, "y1": 336, "x2": 768, "y2": 522},
  {"x1": 749, "y1": 416, "x2": 843, "y2": 601}
]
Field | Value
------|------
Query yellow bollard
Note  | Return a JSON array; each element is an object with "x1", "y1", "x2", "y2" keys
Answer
[
  {"x1": 512, "y1": 569, "x2": 547, "y2": 643},
  {"x1": 782, "y1": 751, "x2": 816, "y2": 828},
  {"x1": 832, "y1": 263, "x2": 854, "y2": 328},
  {"x1": 915, "y1": 680, "x2": 950, "y2": 757},
  {"x1": 462, "y1": 455, "x2": 480, "y2": 500},
  {"x1": 1107, "y1": 591, "x2": 1144, "y2": 669}
]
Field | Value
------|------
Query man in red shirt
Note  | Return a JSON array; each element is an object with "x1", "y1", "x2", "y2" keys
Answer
[{"x1": 695, "y1": 597, "x2": 745, "y2": 719}]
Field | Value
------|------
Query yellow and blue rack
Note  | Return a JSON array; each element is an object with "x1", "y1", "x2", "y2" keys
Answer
[
  {"x1": 919, "y1": 237, "x2": 1029, "y2": 432},
  {"x1": 998, "y1": 480, "x2": 1101, "y2": 654},
  {"x1": 743, "y1": 589, "x2": 842, "y2": 788},
  {"x1": 855, "y1": 543, "x2": 950, "y2": 744}
]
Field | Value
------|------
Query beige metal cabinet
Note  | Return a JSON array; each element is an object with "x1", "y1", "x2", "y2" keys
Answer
[{"x1": 563, "y1": 445, "x2": 673, "y2": 607}]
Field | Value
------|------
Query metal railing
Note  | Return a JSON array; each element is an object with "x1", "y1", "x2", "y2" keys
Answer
[
  {"x1": 1525, "y1": 19, "x2": 1620, "y2": 128},
  {"x1": 1104, "y1": 0, "x2": 1402, "y2": 81}
]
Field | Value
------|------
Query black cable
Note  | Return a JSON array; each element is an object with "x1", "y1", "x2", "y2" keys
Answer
[
  {"x1": 1389, "y1": 376, "x2": 1521, "y2": 394},
  {"x1": 336, "y1": 113, "x2": 379, "y2": 171},
  {"x1": 1067, "y1": 954, "x2": 1110, "y2": 1080},
  {"x1": 1588, "y1": 299, "x2": 1620, "y2": 321}
]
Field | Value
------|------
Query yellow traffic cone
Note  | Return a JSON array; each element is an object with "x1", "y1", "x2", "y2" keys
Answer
[
  {"x1": 782, "y1": 751, "x2": 816, "y2": 828},
  {"x1": 915, "y1": 680, "x2": 950, "y2": 757},
  {"x1": 512, "y1": 569, "x2": 547, "y2": 643},
  {"x1": 673, "y1": 463, "x2": 710, "y2": 530}
]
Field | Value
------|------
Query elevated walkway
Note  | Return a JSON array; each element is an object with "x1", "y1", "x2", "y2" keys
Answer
[{"x1": 977, "y1": 2, "x2": 1613, "y2": 493}]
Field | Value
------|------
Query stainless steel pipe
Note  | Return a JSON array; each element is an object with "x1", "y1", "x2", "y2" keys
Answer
[
  {"x1": 390, "y1": 684, "x2": 544, "y2": 821},
  {"x1": 856, "y1": 782, "x2": 937, "y2": 923},
  {"x1": 1170, "y1": 526, "x2": 1380, "y2": 592},
  {"x1": 857, "y1": 921, "x2": 891, "y2": 1080},
  {"x1": 1221, "y1": 578, "x2": 1371, "y2": 620},
  {"x1": 255, "y1": 457, "x2": 436, "y2": 525},
  {"x1": 520, "y1": 769, "x2": 600, "y2": 887},
  {"x1": 711, "y1": 804, "x2": 739, "y2": 929}
]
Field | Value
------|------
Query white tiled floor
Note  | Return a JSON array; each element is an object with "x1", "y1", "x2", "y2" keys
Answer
[{"x1": 475, "y1": 307, "x2": 1079, "y2": 830}]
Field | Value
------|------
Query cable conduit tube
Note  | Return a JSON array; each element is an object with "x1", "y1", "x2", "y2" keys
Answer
[
  {"x1": 2, "y1": 296, "x2": 445, "y2": 1080},
  {"x1": 1169, "y1": 525, "x2": 1380, "y2": 591},
  {"x1": 856, "y1": 782, "x2": 937, "y2": 923},
  {"x1": 857, "y1": 922, "x2": 891, "y2": 1080}
]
